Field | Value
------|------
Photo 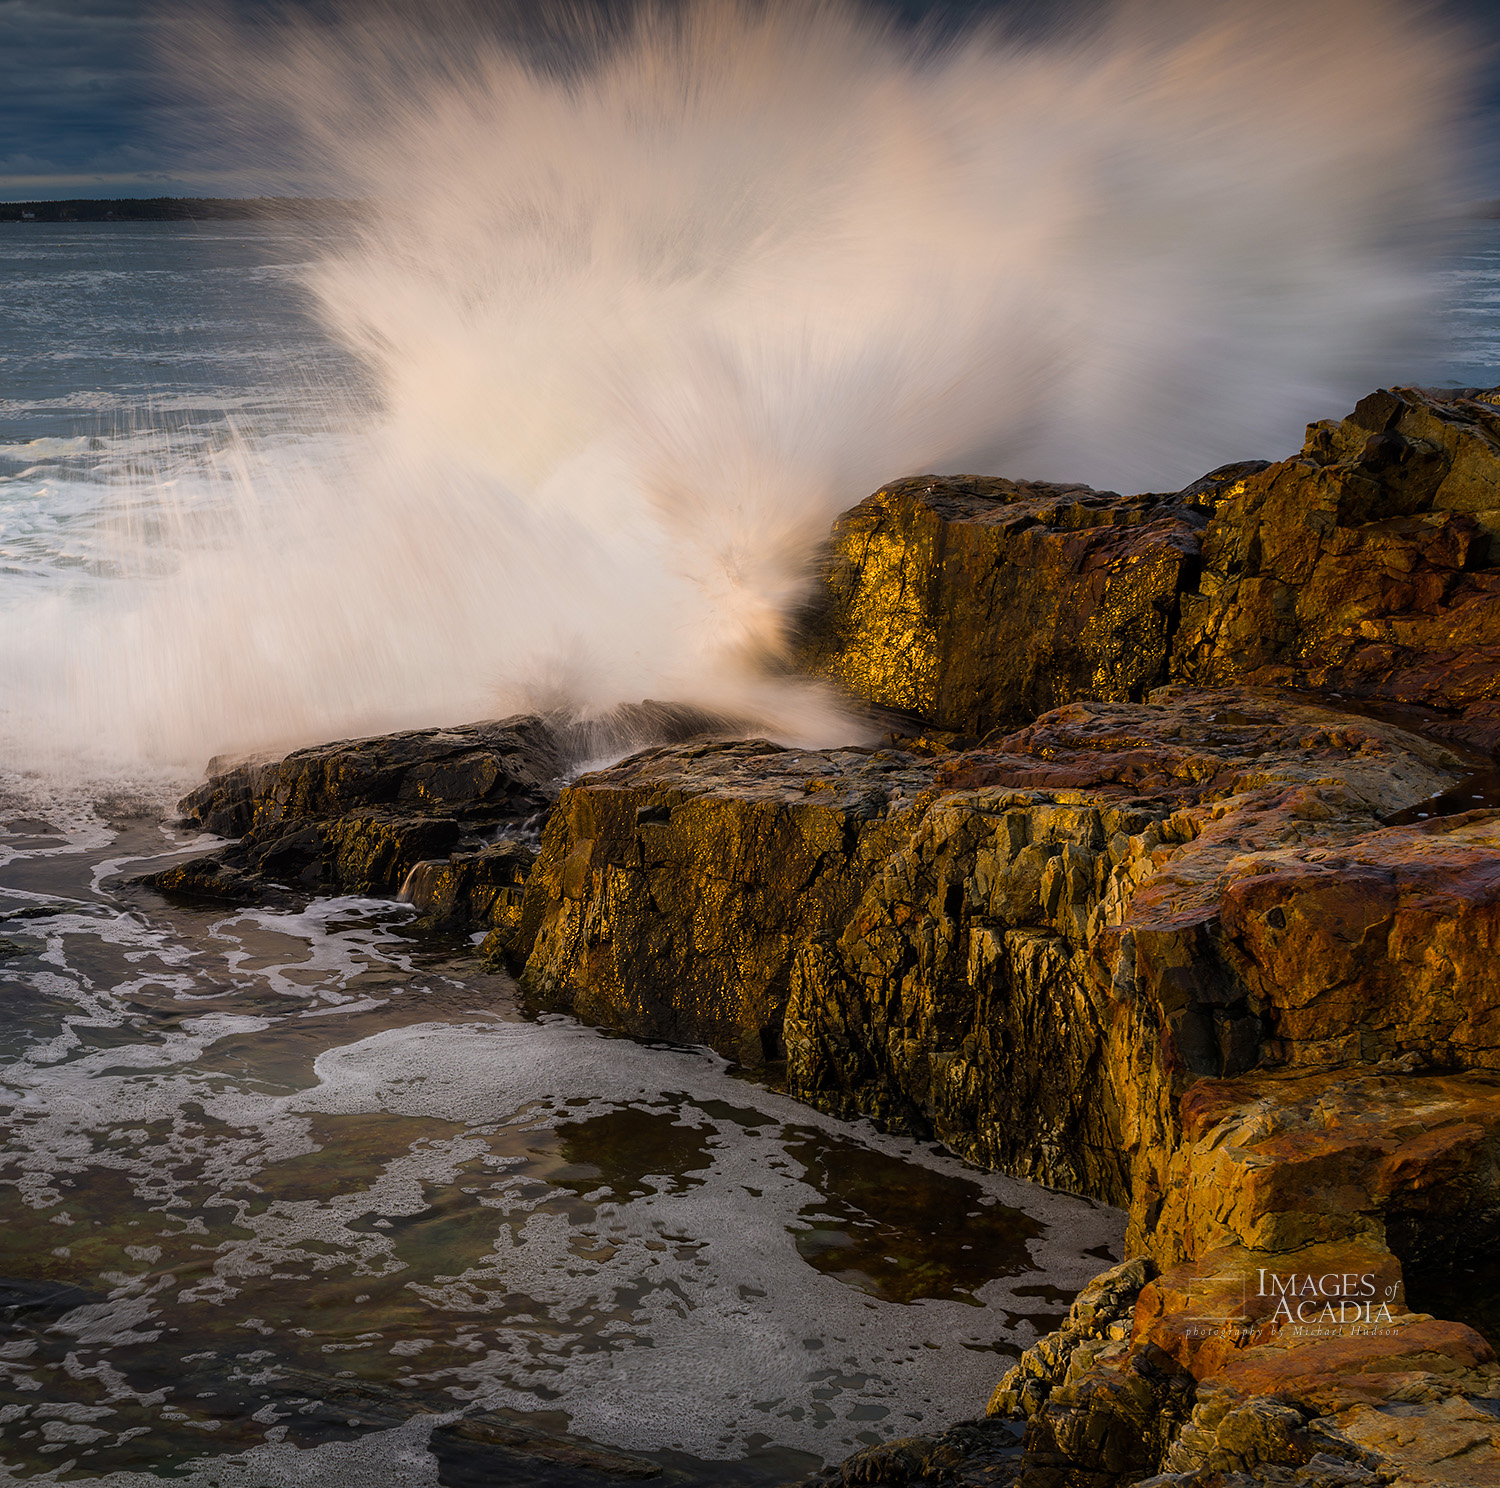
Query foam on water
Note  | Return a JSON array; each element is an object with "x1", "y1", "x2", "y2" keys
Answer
[
  {"x1": 0, "y1": 1416, "x2": 448, "y2": 1488},
  {"x1": 0, "y1": 813, "x2": 1122, "y2": 1479},
  {"x1": 0, "y1": 0, "x2": 1477, "y2": 775}
]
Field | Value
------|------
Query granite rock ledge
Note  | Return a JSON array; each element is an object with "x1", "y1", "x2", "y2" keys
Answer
[
  {"x1": 516, "y1": 691, "x2": 1500, "y2": 1486},
  {"x1": 799, "y1": 386, "x2": 1500, "y2": 755}
]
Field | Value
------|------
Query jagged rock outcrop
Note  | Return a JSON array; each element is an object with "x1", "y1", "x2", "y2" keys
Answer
[
  {"x1": 400, "y1": 839, "x2": 538, "y2": 950},
  {"x1": 1175, "y1": 389, "x2": 1500, "y2": 754},
  {"x1": 148, "y1": 715, "x2": 561, "y2": 905},
  {"x1": 149, "y1": 703, "x2": 731, "y2": 912},
  {"x1": 782, "y1": 690, "x2": 1498, "y2": 1215},
  {"x1": 801, "y1": 388, "x2": 1500, "y2": 753},
  {"x1": 989, "y1": 1259, "x2": 1161, "y2": 1421},
  {"x1": 518, "y1": 688, "x2": 1500, "y2": 1231},
  {"x1": 798, "y1": 476, "x2": 1204, "y2": 736},
  {"x1": 965, "y1": 1258, "x2": 1499, "y2": 1488},
  {"x1": 519, "y1": 691, "x2": 1500, "y2": 1487}
]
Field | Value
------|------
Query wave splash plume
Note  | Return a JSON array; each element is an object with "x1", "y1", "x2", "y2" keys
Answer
[{"x1": 0, "y1": 0, "x2": 1467, "y2": 770}]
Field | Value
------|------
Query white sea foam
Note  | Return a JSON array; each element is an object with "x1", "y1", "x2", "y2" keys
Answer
[
  {"x1": 282, "y1": 1018, "x2": 1117, "y2": 1456},
  {"x1": 0, "y1": 0, "x2": 1472, "y2": 775},
  {"x1": 0, "y1": 808, "x2": 1122, "y2": 1473},
  {"x1": 0, "y1": 1006, "x2": 1121, "y2": 1461},
  {"x1": 0, "y1": 1415, "x2": 449, "y2": 1488}
]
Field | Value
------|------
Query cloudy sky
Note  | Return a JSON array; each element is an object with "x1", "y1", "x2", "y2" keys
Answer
[
  {"x1": 0, "y1": 0, "x2": 210, "y2": 198},
  {"x1": 2, "y1": 0, "x2": 1498, "y2": 202}
]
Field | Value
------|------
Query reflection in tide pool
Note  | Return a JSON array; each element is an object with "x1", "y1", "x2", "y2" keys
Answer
[{"x1": 0, "y1": 806, "x2": 1123, "y2": 1486}]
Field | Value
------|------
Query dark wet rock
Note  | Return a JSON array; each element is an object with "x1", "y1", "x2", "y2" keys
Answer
[
  {"x1": 146, "y1": 853, "x2": 299, "y2": 907},
  {"x1": 989, "y1": 1259, "x2": 1157, "y2": 1419},
  {"x1": 262, "y1": 1368, "x2": 662, "y2": 1480},
  {"x1": 182, "y1": 714, "x2": 562, "y2": 841},
  {"x1": 151, "y1": 705, "x2": 741, "y2": 913},
  {"x1": 794, "y1": 1416, "x2": 1024, "y2": 1487},
  {"x1": 147, "y1": 714, "x2": 562, "y2": 907},
  {"x1": 403, "y1": 836, "x2": 537, "y2": 953},
  {"x1": 322, "y1": 809, "x2": 467, "y2": 894},
  {"x1": 0, "y1": 1278, "x2": 96, "y2": 1322},
  {"x1": 550, "y1": 698, "x2": 747, "y2": 764},
  {"x1": 1019, "y1": 1342, "x2": 1196, "y2": 1488}
]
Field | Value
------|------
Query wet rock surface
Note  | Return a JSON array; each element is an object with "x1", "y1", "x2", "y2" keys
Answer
[
  {"x1": 146, "y1": 703, "x2": 730, "y2": 921},
  {"x1": 795, "y1": 1415, "x2": 1026, "y2": 1487},
  {"x1": 150, "y1": 714, "x2": 562, "y2": 907}
]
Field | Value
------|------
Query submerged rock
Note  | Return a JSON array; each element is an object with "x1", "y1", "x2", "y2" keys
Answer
[
  {"x1": 254, "y1": 1368, "x2": 663, "y2": 1481},
  {"x1": 798, "y1": 1415, "x2": 1025, "y2": 1487}
]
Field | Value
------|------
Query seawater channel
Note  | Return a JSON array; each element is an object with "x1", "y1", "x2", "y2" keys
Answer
[{"x1": 0, "y1": 802, "x2": 1124, "y2": 1486}]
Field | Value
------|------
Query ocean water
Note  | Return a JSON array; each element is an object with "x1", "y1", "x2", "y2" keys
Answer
[
  {"x1": 1432, "y1": 218, "x2": 1500, "y2": 389},
  {"x1": 0, "y1": 221, "x2": 363, "y2": 581},
  {"x1": 0, "y1": 185, "x2": 1494, "y2": 1482}
]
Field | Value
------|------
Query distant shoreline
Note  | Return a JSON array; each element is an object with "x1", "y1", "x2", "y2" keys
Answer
[
  {"x1": 0, "y1": 197, "x2": 356, "y2": 224},
  {"x1": 6, "y1": 195, "x2": 1500, "y2": 224}
]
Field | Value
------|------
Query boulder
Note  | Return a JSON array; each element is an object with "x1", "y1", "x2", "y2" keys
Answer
[
  {"x1": 798, "y1": 476, "x2": 1202, "y2": 736},
  {"x1": 151, "y1": 715, "x2": 562, "y2": 903}
]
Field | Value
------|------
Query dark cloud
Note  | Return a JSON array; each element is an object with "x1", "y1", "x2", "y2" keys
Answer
[
  {"x1": 0, "y1": 0, "x2": 342, "y2": 196},
  {"x1": 0, "y1": 1, "x2": 162, "y2": 190},
  {"x1": 1, "y1": 0, "x2": 1496, "y2": 201}
]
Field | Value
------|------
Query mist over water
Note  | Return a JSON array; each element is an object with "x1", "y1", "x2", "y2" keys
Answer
[{"x1": 0, "y1": 0, "x2": 1471, "y2": 773}]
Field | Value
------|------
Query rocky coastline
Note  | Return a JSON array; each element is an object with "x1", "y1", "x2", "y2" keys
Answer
[{"x1": 152, "y1": 386, "x2": 1500, "y2": 1486}]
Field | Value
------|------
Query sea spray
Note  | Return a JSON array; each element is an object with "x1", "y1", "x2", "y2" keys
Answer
[{"x1": 0, "y1": 0, "x2": 1470, "y2": 771}]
